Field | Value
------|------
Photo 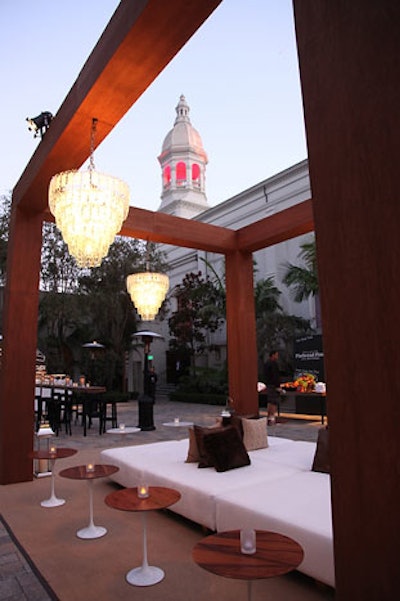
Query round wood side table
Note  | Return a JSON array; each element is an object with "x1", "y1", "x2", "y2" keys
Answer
[
  {"x1": 105, "y1": 486, "x2": 181, "y2": 586},
  {"x1": 59, "y1": 463, "x2": 119, "y2": 539},
  {"x1": 193, "y1": 529, "x2": 304, "y2": 601},
  {"x1": 29, "y1": 447, "x2": 77, "y2": 507}
]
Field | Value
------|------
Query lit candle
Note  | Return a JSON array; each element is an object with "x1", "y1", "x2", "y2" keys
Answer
[
  {"x1": 49, "y1": 445, "x2": 57, "y2": 456},
  {"x1": 174, "y1": 417, "x2": 180, "y2": 425},
  {"x1": 240, "y1": 529, "x2": 256, "y2": 555},
  {"x1": 119, "y1": 423, "x2": 126, "y2": 431},
  {"x1": 86, "y1": 463, "x2": 95, "y2": 473},
  {"x1": 138, "y1": 484, "x2": 149, "y2": 499}
]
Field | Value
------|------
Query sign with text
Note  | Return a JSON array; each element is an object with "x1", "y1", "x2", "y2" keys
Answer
[{"x1": 294, "y1": 334, "x2": 325, "y2": 381}]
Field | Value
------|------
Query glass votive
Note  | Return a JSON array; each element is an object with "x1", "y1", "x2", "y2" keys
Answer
[
  {"x1": 119, "y1": 423, "x2": 126, "y2": 431},
  {"x1": 49, "y1": 445, "x2": 57, "y2": 456},
  {"x1": 86, "y1": 463, "x2": 95, "y2": 473},
  {"x1": 174, "y1": 417, "x2": 180, "y2": 425},
  {"x1": 240, "y1": 528, "x2": 256, "y2": 555},
  {"x1": 137, "y1": 483, "x2": 150, "y2": 499}
]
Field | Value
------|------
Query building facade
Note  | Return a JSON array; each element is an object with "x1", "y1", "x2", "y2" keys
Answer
[{"x1": 130, "y1": 97, "x2": 315, "y2": 390}]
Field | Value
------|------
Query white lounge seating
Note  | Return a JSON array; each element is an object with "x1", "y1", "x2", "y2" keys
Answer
[{"x1": 100, "y1": 434, "x2": 334, "y2": 587}]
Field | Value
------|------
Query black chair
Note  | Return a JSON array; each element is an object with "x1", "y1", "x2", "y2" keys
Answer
[
  {"x1": 34, "y1": 387, "x2": 45, "y2": 432},
  {"x1": 99, "y1": 398, "x2": 118, "y2": 432},
  {"x1": 79, "y1": 394, "x2": 106, "y2": 436},
  {"x1": 48, "y1": 388, "x2": 73, "y2": 436}
]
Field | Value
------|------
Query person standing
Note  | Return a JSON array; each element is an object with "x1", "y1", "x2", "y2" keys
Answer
[{"x1": 264, "y1": 350, "x2": 281, "y2": 420}]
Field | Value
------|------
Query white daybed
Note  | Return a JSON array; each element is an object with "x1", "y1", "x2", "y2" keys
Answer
[{"x1": 100, "y1": 429, "x2": 334, "y2": 587}]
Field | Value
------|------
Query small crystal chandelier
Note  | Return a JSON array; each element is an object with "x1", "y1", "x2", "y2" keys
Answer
[
  {"x1": 126, "y1": 245, "x2": 169, "y2": 321},
  {"x1": 48, "y1": 118, "x2": 130, "y2": 268}
]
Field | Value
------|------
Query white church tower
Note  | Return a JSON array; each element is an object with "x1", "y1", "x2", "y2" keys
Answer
[{"x1": 157, "y1": 95, "x2": 209, "y2": 218}]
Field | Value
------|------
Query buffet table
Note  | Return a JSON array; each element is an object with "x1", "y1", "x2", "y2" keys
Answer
[{"x1": 283, "y1": 390, "x2": 327, "y2": 424}]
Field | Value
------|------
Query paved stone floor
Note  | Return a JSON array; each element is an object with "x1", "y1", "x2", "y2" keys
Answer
[
  {"x1": 0, "y1": 395, "x2": 326, "y2": 600},
  {"x1": 53, "y1": 394, "x2": 325, "y2": 452}
]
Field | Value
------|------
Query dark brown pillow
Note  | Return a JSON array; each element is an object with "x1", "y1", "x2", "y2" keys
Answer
[
  {"x1": 312, "y1": 426, "x2": 330, "y2": 473},
  {"x1": 200, "y1": 425, "x2": 251, "y2": 472},
  {"x1": 221, "y1": 414, "x2": 244, "y2": 439},
  {"x1": 185, "y1": 422, "x2": 221, "y2": 463},
  {"x1": 193, "y1": 424, "x2": 225, "y2": 467}
]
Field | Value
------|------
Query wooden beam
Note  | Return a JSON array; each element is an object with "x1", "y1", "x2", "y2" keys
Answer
[
  {"x1": 120, "y1": 206, "x2": 237, "y2": 253},
  {"x1": 236, "y1": 199, "x2": 314, "y2": 252},
  {"x1": 12, "y1": 0, "x2": 222, "y2": 214}
]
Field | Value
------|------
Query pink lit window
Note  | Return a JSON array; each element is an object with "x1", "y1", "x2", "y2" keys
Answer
[
  {"x1": 163, "y1": 165, "x2": 171, "y2": 187},
  {"x1": 192, "y1": 163, "x2": 200, "y2": 181},
  {"x1": 176, "y1": 162, "x2": 187, "y2": 183}
]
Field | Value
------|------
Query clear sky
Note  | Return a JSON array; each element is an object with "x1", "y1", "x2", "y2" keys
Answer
[{"x1": 1, "y1": 0, "x2": 307, "y2": 212}]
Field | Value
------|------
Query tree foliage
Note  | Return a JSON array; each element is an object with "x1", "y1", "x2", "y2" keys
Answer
[
  {"x1": 0, "y1": 194, "x2": 11, "y2": 286},
  {"x1": 256, "y1": 312, "x2": 313, "y2": 376},
  {"x1": 40, "y1": 223, "x2": 79, "y2": 293},
  {"x1": 254, "y1": 275, "x2": 312, "y2": 376},
  {"x1": 168, "y1": 271, "x2": 225, "y2": 374},
  {"x1": 255, "y1": 277, "x2": 282, "y2": 316},
  {"x1": 282, "y1": 239, "x2": 319, "y2": 302}
]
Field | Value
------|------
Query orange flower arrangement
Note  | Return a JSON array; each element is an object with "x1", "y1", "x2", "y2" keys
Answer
[{"x1": 294, "y1": 373, "x2": 316, "y2": 392}]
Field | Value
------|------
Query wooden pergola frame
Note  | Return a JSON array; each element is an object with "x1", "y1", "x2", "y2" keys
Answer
[
  {"x1": 1, "y1": 2, "x2": 399, "y2": 598},
  {"x1": 0, "y1": 0, "x2": 314, "y2": 485}
]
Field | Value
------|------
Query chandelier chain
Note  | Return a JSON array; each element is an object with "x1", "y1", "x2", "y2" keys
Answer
[{"x1": 89, "y1": 118, "x2": 98, "y2": 173}]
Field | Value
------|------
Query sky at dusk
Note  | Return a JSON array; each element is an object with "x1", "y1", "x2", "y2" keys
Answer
[{"x1": 1, "y1": 0, "x2": 307, "y2": 212}]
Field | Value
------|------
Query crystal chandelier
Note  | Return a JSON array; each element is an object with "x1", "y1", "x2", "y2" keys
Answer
[
  {"x1": 127, "y1": 271, "x2": 169, "y2": 321},
  {"x1": 48, "y1": 118, "x2": 130, "y2": 268},
  {"x1": 127, "y1": 245, "x2": 169, "y2": 321}
]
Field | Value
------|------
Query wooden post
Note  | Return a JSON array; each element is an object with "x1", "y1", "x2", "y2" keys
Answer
[
  {"x1": 0, "y1": 203, "x2": 43, "y2": 483},
  {"x1": 294, "y1": 1, "x2": 400, "y2": 598},
  {"x1": 225, "y1": 250, "x2": 258, "y2": 416}
]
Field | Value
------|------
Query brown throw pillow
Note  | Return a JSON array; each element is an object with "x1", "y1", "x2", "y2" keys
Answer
[
  {"x1": 200, "y1": 425, "x2": 251, "y2": 472},
  {"x1": 312, "y1": 426, "x2": 330, "y2": 473},
  {"x1": 193, "y1": 424, "x2": 226, "y2": 467},
  {"x1": 186, "y1": 422, "x2": 223, "y2": 464},
  {"x1": 222, "y1": 414, "x2": 244, "y2": 439},
  {"x1": 241, "y1": 417, "x2": 268, "y2": 451},
  {"x1": 185, "y1": 427, "x2": 200, "y2": 463}
]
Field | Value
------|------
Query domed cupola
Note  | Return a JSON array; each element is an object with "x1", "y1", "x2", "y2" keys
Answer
[{"x1": 157, "y1": 95, "x2": 209, "y2": 218}]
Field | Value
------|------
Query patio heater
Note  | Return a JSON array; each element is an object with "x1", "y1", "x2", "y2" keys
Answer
[
  {"x1": 82, "y1": 341, "x2": 105, "y2": 385},
  {"x1": 132, "y1": 330, "x2": 163, "y2": 431}
]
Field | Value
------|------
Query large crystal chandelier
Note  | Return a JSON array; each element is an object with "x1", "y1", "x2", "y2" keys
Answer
[
  {"x1": 126, "y1": 271, "x2": 169, "y2": 321},
  {"x1": 48, "y1": 118, "x2": 130, "y2": 268},
  {"x1": 127, "y1": 245, "x2": 169, "y2": 321}
]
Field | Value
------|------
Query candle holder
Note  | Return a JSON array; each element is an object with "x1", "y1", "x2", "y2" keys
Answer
[
  {"x1": 137, "y1": 483, "x2": 150, "y2": 499},
  {"x1": 174, "y1": 417, "x2": 180, "y2": 425},
  {"x1": 240, "y1": 528, "x2": 256, "y2": 554},
  {"x1": 119, "y1": 423, "x2": 126, "y2": 431},
  {"x1": 49, "y1": 445, "x2": 57, "y2": 457},
  {"x1": 86, "y1": 463, "x2": 95, "y2": 473}
]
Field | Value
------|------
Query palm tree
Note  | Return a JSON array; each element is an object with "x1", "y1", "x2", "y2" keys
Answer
[
  {"x1": 282, "y1": 239, "x2": 318, "y2": 302},
  {"x1": 255, "y1": 277, "x2": 282, "y2": 316},
  {"x1": 282, "y1": 239, "x2": 321, "y2": 329}
]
